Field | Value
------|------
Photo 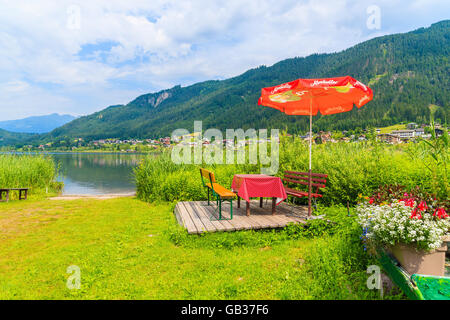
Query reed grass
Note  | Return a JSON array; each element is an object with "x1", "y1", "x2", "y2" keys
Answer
[
  {"x1": 135, "y1": 137, "x2": 447, "y2": 205},
  {"x1": 0, "y1": 154, "x2": 61, "y2": 197}
]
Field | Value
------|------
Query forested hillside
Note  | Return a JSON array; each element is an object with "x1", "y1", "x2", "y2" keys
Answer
[
  {"x1": 0, "y1": 129, "x2": 36, "y2": 146},
  {"x1": 42, "y1": 20, "x2": 450, "y2": 141}
]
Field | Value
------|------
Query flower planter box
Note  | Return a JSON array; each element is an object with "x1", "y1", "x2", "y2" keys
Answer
[
  {"x1": 443, "y1": 235, "x2": 450, "y2": 254},
  {"x1": 388, "y1": 242, "x2": 448, "y2": 277}
]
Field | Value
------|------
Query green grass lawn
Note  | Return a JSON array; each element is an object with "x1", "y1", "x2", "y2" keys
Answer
[
  {"x1": 0, "y1": 197, "x2": 403, "y2": 300},
  {"x1": 377, "y1": 124, "x2": 407, "y2": 134}
]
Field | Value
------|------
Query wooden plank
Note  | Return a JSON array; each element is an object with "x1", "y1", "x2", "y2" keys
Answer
[
  {"x1": 231, "y1": 199, "x2": 268, "y2": 229},
  {"x1": 185, "y1": 201, "x2": 218, "y2": 233},
  {"x1": 246, "y1": 210, "x2": 273, "y2": 228},
  {"x1": 277, "y1": 203, "x2": 307, "y2": 217},
  {"x1": 261, "y1": 214, "x2": 284, "y2": 228},
  {"x1": 247, "y1": 200, "x2": 271, "y2": 213},
  {"x1": 182, "y1": 201, "x2": 207, "y2": 233},
  {"x1": 180, "y1": 201, "x2": 207, "y2": 233},
  {"x1": 229, "y1": 202, "x2": 264, "y2": 230},
  {"x1": 271, "y1": 213, "x2": 296, "y2": 227},
  {"x1": 237, "y1": 201, "x2": 267, "y2": 229},
  {"x1": 176, "y1": 201, "x2": 193, "y2": 232},
  {"x1": 272, "y1": 213, "x2": 297, "y2": 226},
  {"x1": 257, "y1": 215, "x2": 282, "y2": 228},
  {"x1": 243, "y1": 215, "x2": 266, "y2": 229},
  {"x1": 257, "y1": 213, "x2": 285, "y2": 228},
  {"x1": 194, "y1": 202, "x2": 229, "y2": 232},
  {"x1": 281, "y1": 205, "x2": 309, "y2": 222},
  {"x1": 175, "y1": 201, "x2": 313, "y2": 234},
  {"x1": 274, "y1": 205, "x2": 305, "y2": 222},
  {"x1": 173, "y1": 204, "x2": 184, "y2": 226},
  {"x1": 277, "y1": 212, "x2": 308, "y2": 224},
  {"x1": 279, "y1": 213, "x2": 306, "y2": 225},
  {"x1": 176, "y1": 202, "x2": 191, "y2": 228},
  {"x1": 225, "y1": 218, "x2": 246, "y2": 231},
  {"x1": 228, "y1": 213, "x2": 255, "y2": 230},
  {"x1": 275, "y1": 203, "x2": 297, "y2": 216},
  {"x1": 201, "y1": 202, "x2": 236, "y2": 231},
  {"x1": 215, "y1": 201, "x2": 249, "y2": 231},
  {"x1": 177, "y1": 201, "x2": 200, "y2": 234},
  {"x1": 250, "y1": 200, "x2": 280, "y2": 228},
  {"x1": 221, "y1": 207, "x2": 247, "y2": 231}
]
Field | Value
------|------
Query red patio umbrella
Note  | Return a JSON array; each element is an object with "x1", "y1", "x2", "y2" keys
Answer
[{"x1": 258, "y1": 76, "x2": 373, "y2": 217}]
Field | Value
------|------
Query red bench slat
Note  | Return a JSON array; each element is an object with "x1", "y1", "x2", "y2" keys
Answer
[
  {"x1": 284, "y1": 170, "x2": 328, "y2": 178},
  {"x1": 282, "y1": 178, "x2": 325, "y2": 189},
  {"x1": 283, "y1": 174, "x2": 327, "y2": 184},
  {"x1": 282, "y1": 170, "x2": 327, "y2": 200},
  {"x1": 285, "y1": 188, "x2": 323, "y2": 198}
]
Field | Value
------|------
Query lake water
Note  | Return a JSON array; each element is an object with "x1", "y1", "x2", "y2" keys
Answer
[{"x1": 51, "y1": 153, "x2": 147, "y2": 195}]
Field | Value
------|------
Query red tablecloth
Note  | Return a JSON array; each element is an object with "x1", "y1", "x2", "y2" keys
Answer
[{"x1": 231, "y1": 174, "x2": 287, "y2": 205}]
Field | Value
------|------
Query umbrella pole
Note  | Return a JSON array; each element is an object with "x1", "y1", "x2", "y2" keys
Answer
[{"x1": 308, "y1": 100, "x2": 312, "y2": 218}]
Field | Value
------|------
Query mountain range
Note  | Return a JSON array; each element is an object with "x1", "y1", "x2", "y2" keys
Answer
[
  {"x1": 0, "y1": 113, "x2": 76, "y2": 134},
  {"x1": 4, "y1": 20, "x2": 450, "y2": 146}
]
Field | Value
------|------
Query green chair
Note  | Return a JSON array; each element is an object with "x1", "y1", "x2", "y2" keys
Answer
[{"x1": 199, "y1": 168, "x2": 235, "y2": 220}]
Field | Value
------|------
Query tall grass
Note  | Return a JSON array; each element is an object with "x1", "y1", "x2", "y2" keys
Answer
[
  {"x1": 279, "y1": 137, "x2": 442, "y2": 204},
  {"x1": 134, "y1": 150, "x2": 260, "y2": 202},
  {"x1": 0, "y1": 154, "x2": 61, "y2": 196},
  {"x1": 135, "y1": 137, "x2": 447, "y2": 205}
]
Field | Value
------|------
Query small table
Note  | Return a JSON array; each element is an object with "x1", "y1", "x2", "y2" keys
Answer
[
  {"x1": 0, "y1": 188, "x2": 29, "y2": 202},
  {"x1": 231, "y1": 174, "x2": 287, "y2": 216}
]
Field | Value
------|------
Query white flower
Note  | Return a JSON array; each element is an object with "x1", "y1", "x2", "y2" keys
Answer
[{"x1": 357, "y1": 202, "x2": 449, "y2": 251}]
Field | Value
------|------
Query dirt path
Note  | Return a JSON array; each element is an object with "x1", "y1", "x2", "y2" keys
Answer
[{"x1": 49, "y1": 193, "x2": 136, "y2": 200}]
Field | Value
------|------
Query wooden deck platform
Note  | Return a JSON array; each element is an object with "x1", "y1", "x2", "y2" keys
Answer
[{"x1": 174, "y1": 200, "x2": 310, "y2": 234}]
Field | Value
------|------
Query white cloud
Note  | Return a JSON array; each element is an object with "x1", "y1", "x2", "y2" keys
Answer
[
  {"x1": 2, "y1": 80, "x2": 30, "y2": 93},
  {"x1": 0, "y1": 0, "x2": 448, "y2": 120}
]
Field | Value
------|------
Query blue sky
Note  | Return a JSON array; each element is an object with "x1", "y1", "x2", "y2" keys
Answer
[{"x1": 0, "y1": 0, "x2": 449, "y2": 121}]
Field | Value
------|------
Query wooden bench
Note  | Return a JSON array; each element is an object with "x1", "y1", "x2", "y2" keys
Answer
[
  {"x1": 282, "y1": 171, "x2": 327, "y2": 208},
  {"x1": 0, "y1": 188, "x2": 29, "y2": 202},
  {"x1": 199, "y1": 168, "x2": 236, "y2": 220}
]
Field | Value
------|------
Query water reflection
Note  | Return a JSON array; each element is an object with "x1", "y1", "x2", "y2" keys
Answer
[{"x1": 51, "y1": 153, "x2": 146, "y2": 195}]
